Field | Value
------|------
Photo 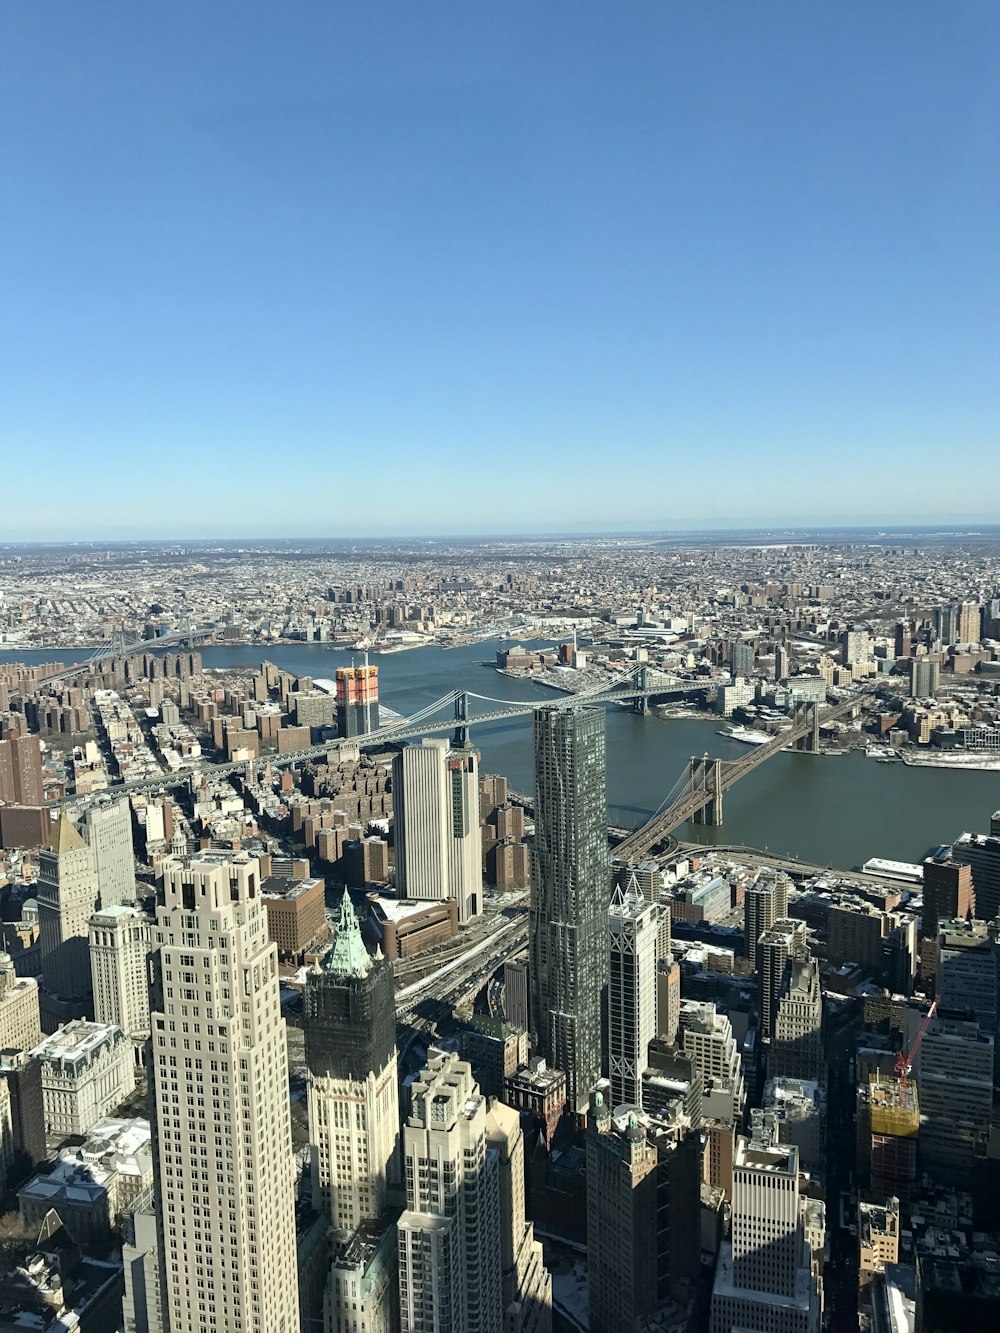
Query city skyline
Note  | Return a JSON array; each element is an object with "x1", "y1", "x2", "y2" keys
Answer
[{"x1": 4, "y1": 3, "x2": 999, "y2": 537}]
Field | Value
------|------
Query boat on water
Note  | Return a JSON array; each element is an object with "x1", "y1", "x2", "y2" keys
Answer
[{"x1": 719, "y1": 725, "x2": 772, "y2": 745}]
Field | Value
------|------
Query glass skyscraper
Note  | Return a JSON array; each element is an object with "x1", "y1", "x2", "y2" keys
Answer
[{"x1": 529, "y1": 704, "x2": 609, "y2": 1113}]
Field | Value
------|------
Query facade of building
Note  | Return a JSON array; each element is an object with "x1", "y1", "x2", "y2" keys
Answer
[
  {"x1": 149, "y1": 852, "x2": 299, "y2": 1333},
  {"x1": 304, "y1": 892, "x2": 399, "y2": 1238},
  {"x1": 770, "y1": 957, "x2": 824, "y2": 1084},
  {"x1": 743, "y1": 874, "x2": 790, "y2": 966},
  {"x1": 529, "y1": 706, "x2": 609, "y2": 1113},
  {"x1": 950, "y1": 832, "x2": 1000, "y2": 923},
  {"x1": 709, "y1": 1123, "x2": 821, "y2": 1333},
  {"x1": 758, "y1": 917, "x2": 807, "y2": 1043},
  {"x1": 89, "y1": 903, "x2": 153, "y2": 1061},
  {"x1": 678, "y1": 1001, "x2": 744, "y2": 1123},
  {"x1": 262, "y1": 875, "x2": 328, "y2": 959},
  {"x1": 336, "y1": 664, "x2": 380, "y2": 738},
  {"x1": 81, "y1": 796, "x2": 137, "y2": 908},
  {"x1": 397, "y1": 1050, "x2": 502, "y2": 1333},
  {"x1": 459, "y1": 1017, "x2": 529, "y2": 1100},
  {"x1": 0, "y1": 950, "x2": 42, "y2": 1053},
  {"x1": 393, "y1": 738, "x2": 482, "y2": 922},
  {"x1": 917, "y1": 1012, "x2": 994, "y2": 1182},
  {"x1": 31, "y1": 1019, "x2": 133, "y2": 1137},
  {"x1": 607, "y1": 875, "x2": 658, "y2": 1108},
  {"x1": 36, "y1": 815, "x2": 100, "y2": 1007},
  {"x1": 484, "y1": 1099, "x2": 552, "y2": 1333}
]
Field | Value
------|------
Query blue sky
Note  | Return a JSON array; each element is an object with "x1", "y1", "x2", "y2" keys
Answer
[{"x1": 2, "y1": 3, "x2": 998, "y2": 538}]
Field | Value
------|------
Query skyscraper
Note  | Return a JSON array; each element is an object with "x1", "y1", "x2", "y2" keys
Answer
[
  {"x1": 89, "y1": 903, "x2": 153, "y2": 1062},
  {"x1": 0, "y1": 733, "x2": 43, "y2": 806},
  {"x1": 484, "y1": 1100, "x2": 552, "y2": 1333},
  {"x1": 149, "y1": 852, "x2": 299, "y2": 1333},
  {"x1": 336, "y1": 664, "x2": 380, "y2": 738},
  {"x1": 393, "y1": 738, "x2": 482, "y2": 922},
  {"x1": 757, "y1": 918, "x2": 807, "y2": 1043},
  {"x1": 304, "y1": 892, "x2": 399, "y2": 1238},
  {"x1": 80, "y1": 796, "x2": 137, "y2": 908},
  {"x1": 397, "y1": 1050, "x2": 502, "y2": 1333},
  {"x1": 530, "y1": 705, "x2": 608, "y2": 1113},
  {"x1": 36, "y1": 814, "x2": 99, "y2": 1014},
  {"x1": 770, "y1": 957, "x2": 824, "y2": 1084},
  {"x1": 743, "y1": 873, "x2": 789, "y2": 967},
  {"x1": 608, "y1": 874, "x2": 658, "y2": 1108},
  {"x1": 709, "y1": 1119, "x2": 821, "y2": 1333}
]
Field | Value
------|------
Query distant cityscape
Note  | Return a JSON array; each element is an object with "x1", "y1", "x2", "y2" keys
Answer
[{"x1": 1, "y1": 533, "x2": 1000, "y2": 1332}]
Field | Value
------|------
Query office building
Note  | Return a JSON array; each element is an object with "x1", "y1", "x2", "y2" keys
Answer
[
  {"x1": 709, "y1": 1120, "x2": 821, "y2": 1333},
  {"x1": 743, "y1": 873, "x2": 789, "y2": 966},
  {"x1": 0, "y1": 1050, "x2": 46, "y2": 1176},
  {"x1": 678, "y1": 1000, "x2": 744, "y2": 1122},
  {"x1": 336, "y1": 663, "x2": 380, "y2": 737},
  {"x1": 504, "y1": 955, "x2": 529, "y2": 1031},
  {"x1": 861, "y1": 1076, "x2": 919, "y2": 1203},
  {"x1": 149, "y1": 852, "x2": 299, "y2": 1333},
  {"x1": 859, "y1": 1198, "x2": 900, "y2": 1288},
  {"x1": 770, "y1": 956, "x2": 824, "y2": 1084},
  {"x1": 607, "y1": 874, "x2": 658, "y2": 1107},
  {"x1": 31, "y1": 1019, "x2": 133, "y2": 1137},
  {"x1": 504, "y1": 1058, "x2": 567, "y2": 1149},
  {"x1": 36, "y1": 814, "x2": 100, "y2": 1011},
  {"x1": 484, "y1": 1100, "x2": 552, "y2": 1333},
  {"x1": 393, "y1": 738, "x2": 482, "y2": 922},
  {"x1": 655, "y1": 955, "x2": 681, "y2": 1046},
  {"x1": 397, "y1": 1050, "x2": 502, "y2": 1333},
  {"x1": 917, "y1": 1011, "x2": 993, "y2": 1182},
  {"x1": 758, "y1": 918, "x2": 807, "y2": 1042},
  {"x1": 459, "y1": 1017, "x2": 529, "y2": 1100},
  {"x1": 122, "y1": 1186, "x2": 165, "y2": 1333},
  {"x1": 89, "y1": 903, "x2": 153, "y2": 1061},
  {"x1": 950, "y1": 831, "x2": 1000, "y2": 923},
  {"x1": 763, "y1": 1077, "x2": 825, "y2": 1169},
  {"x1": 324, "y1": 1222, "x2": 399, "y2": 1333},
  {"x1": 80, "y1": 796, "x2": 137, "y2": 908},
  {"x1": 936, "y1": 919, "x2": 997, "y2": 1033},
  {"x1": 305, "y1": 891, "x2": 399, "y2": 1238},
  {"x1": 0, "y1": 950, "x2": 42, "y2": 1053},
  {"x1": 529, "y1": 705, "x2": 608, "y2": 1113}
]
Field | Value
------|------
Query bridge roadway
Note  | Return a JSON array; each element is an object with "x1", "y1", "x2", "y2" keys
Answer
[
  {"x1": 51, "y1": 672, "x2": 708, "y2": 805},
  {"x1": 614, "y1": 686, "x2": 877, "y2": 863}
]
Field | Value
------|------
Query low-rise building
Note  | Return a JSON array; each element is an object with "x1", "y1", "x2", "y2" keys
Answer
[{"x1": 30, "y1": 1020, "x2": 134, "y2": 1138}]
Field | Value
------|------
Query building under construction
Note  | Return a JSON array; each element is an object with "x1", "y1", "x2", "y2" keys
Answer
[
  {"x1": 859, "y1": 1075, "x2": 919, "y2": 1203},
  {"x1": 336, "y1": 664, "x2": 380, "y2": 738}
]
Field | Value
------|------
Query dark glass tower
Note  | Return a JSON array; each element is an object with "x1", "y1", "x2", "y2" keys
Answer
[{"x1": 529, "y1": 704, "x2": 609, "y2": 1113}]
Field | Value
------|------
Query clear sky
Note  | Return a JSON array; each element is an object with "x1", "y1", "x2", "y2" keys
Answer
[{"x1": 3, "y1": 3, "x2": 998, "y2": 539}]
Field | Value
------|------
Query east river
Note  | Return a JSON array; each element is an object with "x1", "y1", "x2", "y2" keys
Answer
[{"x1": 3, "y1": 639, "x2": 998, "y2": 871}]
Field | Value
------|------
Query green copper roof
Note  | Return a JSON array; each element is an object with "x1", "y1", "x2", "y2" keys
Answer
[{"x1": 325, "y1": 892, "x2": 372, "y2": 978}]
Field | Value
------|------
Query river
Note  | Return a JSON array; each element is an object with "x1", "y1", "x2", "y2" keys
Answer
[{"x1": 3, "y1": 640, "x2": 998, "y2": 869}]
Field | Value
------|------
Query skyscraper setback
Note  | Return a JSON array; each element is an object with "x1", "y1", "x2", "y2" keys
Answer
[
  {"x1": 530, "y1": 705, "x2": 609, "y2": 1113},
  {"x1": 149, "y1": 852, "x2": 299, "y2": 1333}
]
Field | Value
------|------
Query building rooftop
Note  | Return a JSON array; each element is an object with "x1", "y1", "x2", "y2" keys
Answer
[{"x1": 30, "y1": 1020, "x2": 126, "y2": 1069}]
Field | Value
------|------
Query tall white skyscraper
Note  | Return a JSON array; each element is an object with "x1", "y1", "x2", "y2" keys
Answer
[
  {"x1": 89, "y1": 903, "x2": 153, "y2": 1063},
  {"x1": 36, "y1": 815, "x2": 99, "y2": 1012},
  {"x1": 393, "y1": 738, "x2": 481, "y2": 921},
  {"x1": 709, "y1": 1118, "x2": 821, "y2": 1333},
  {"x1": 398, "y1": 1050, "x2": 502, "y2": 1333},
  {"x1": 149, "y1": 852, "x2": 298, "y2": 1333},
  {"x1": 608, "y1": 873, "x2": 658, "y2": 1108},
  {"x1": 81, "y1": 796, "x2": 137, "y2": 908}
]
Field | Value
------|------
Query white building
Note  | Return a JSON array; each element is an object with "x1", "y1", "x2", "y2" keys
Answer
[
  {"x1": 0, "y1": 950, "x2": 42, "y2": 1053},
  {"x1": 31, "y1": 1019, "x2": 134, "y2": 1138},
  {"x1": 709, "y1": 1120, "x2": 821, "y2": 1333},
  {"x1": 393, "y1": 739, "x2": 482, "y2": 921},
  {"x1": 717, "y1": 676, "x2": 756, "y2": 717},
  {"x1": 150, "y1": 852, "x2": 299, "y2": 1333},
  {"x1": 762, "y1": 1077, "x2": 825, "y2": 1169},
  {"x1": 80, "y1": 795, "x2": 137, "y2": 908},
  {"x1": 679, "y1": 1000, "x2": 744, "y2": 1122},
  {"x1": 18, "y1": 1116, "x2": 153, "y2": 1243},
  {"x1": 484, "y1": 1100, "x2": 552, "y2": 1333},
  {"x1": 398, "y1": 1050, "x2": 502, "y2": 1333},
  {"x1": 89, "y1": 903, "x2": 153, "y2": 1063},
  {"x1": 608, "y1": 875, "x2": 658, "y2": 1108}
]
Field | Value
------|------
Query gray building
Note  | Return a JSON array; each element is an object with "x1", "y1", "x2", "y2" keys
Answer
[{"x1": 529, "y1": 706, "x2": 609, "y2": 1113}]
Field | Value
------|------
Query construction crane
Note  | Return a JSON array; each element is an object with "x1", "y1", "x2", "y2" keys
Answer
[{"x1": 894, "y1": 999, "x2": 938, "y2": 1082}]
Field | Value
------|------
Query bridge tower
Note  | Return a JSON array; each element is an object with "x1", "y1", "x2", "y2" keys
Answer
[
  {"x1": 453, "y1": 691, "x2": 470, "y2": 748},
  {"x1": 793, "y1": 701, "x2": 821, "y2": 753},
  {"x1": 633, "y1": 665, "x2": 650, "y2": 715},
  {"x1": 690, "y1": 754, "x2": 723, "y2": 826}
]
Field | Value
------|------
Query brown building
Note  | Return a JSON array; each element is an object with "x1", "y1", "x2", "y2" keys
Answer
[
  {"x1": 702, "y1": 1117, "x2": 735, "y2": 1200},
  {"x1": 262, "y1": 875, "x2": 328, "y2": 960},
  {"x1": 343, "y1": 837, "x2": 390, "y2": 888},
  {"x1": 505, "y1": 1057, "x2": 568, "y2": 1148},
  {"x1": 459, "y1": 1017, "x2": 529, "y2": 1099},
  {"x1": 0, "y1": 805, "x2": 52, "y2": 851},
  {"x1": 0, "y1": 735, "x2": 43, "y2": 807},
  {"x1": 921, "y1": 855, "x2": 974, "y2": 943},
  {"x1": 277, "y1": 725, "x2": 312, "y2": 754},
  {"x1": 826, "y1": 901, "x2": 892, "y2": 975},
  {"x1": 366, "y1": 896, "x2": 459, "y2": 959}
]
